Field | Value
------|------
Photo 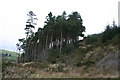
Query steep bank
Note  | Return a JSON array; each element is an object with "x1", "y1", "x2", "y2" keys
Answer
[{"x1": 2, "y1": 32, "x2": 120, "y2": 78}]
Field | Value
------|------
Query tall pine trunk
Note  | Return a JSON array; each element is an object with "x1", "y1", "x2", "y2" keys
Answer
[
  {"x1": 50, "y1": 35, "x2": 53, "y2": 48},
  {"x1": 45, "y1": 35, "x2": 48, "y2": 51},
  {"x1": 59, "y1": 30, "x2": 63, "y2": 54}
]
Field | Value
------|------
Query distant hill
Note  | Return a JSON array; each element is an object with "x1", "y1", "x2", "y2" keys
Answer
[{"x1": 0, "y1": 49, "x2": 18, "y2": 61}]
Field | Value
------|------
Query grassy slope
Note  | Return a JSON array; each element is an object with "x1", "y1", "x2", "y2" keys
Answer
[
  {"x1": 0, "y1": 49, "x2": 18, "y2": 57},
  {"x1": 2, "y1": 34, "x2": 119, "y2": 78},
  {"x1": 0, "y1": 49, "x2": 18, "y2": 61}
]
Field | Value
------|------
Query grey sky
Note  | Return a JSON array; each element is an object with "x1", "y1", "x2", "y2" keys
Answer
[{"x1": 0, "y1": 0, "x2": 119, "y2": 52}]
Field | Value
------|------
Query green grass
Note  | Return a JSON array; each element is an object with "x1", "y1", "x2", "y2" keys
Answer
[
  {"x1": 0, "y1": 49, "x2": 18, "y2": 61},
  {"x1": 0, "y1": 49, "x2": 18, "y2": 57}
]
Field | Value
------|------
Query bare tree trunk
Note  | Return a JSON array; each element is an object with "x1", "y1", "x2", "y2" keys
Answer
[
  {"x1": 33, "y1": 44, "x2": 36, "y2": 60},
  {"x1": 45, "y1": 35, "x2": 48, "y2": 61},
  {"x1": 50, "y1": 35, "x2": 53, "y2": 48},
  {"x1": 45, "y1": 35, "x2": 48, "y2": 51},
  {"x1": 38, "y1": 43, "x2": 41, "y2": 61},
  {"x1": 25, "y1": 34, "x2": 29, "y2": 62},
  {"x1": 59, "y1": 30, "x2": 63, "y2": 54},
  {"x1": 17, "y1": 50, "x2": 20, "y2": 63}
]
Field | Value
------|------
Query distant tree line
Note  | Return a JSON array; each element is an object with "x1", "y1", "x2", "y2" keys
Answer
[
  {"x1": 85, "y1": 20, "x2": 120, "y2": 45},
  {"x1": 101, "y1": 21, "x2": 120, "y2": 43},
  {"x1": 16, "y1": 11, "x2": 85, "y2": 62},
  {"x1": 2, "y1": 53, "x2": 11, "y2": 57}
]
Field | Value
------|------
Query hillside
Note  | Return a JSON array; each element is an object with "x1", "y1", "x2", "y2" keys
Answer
[
  {"x1": 0, "y1": 49, "x2": 18, "y2": 61},
  {"x1": 2, "y1": 19, "x2": 120, "y2": 78},
  {"x1": 2, "y1": 33, "x2": 119, "y2": 78}
]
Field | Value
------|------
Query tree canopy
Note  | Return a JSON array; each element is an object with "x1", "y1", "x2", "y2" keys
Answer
[{"x1": 17, "y1": 11, "x2": 85, "y2": 62}]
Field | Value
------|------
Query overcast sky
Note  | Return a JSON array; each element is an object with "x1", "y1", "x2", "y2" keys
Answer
[{"x1": 0, "y1": 0, "x2": 119, "y2": 52}]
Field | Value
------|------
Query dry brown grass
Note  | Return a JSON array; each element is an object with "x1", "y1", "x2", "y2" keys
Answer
[{"x1": 2, "y1": 60, "x2": 118, "y2": 78}]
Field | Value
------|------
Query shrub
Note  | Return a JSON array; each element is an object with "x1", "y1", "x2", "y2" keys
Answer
[
  {"x1": 46, "y1": 63, "x2": 66, "y2": 72},
  {"x1": 62, "y1": 43, "x2": 75, "y2": 54},
  {"x1": 75, "y1": 59, "x2": 95, "y2": 67},
  {"x1": 22, "y1": 62, "x2": 48, "y2": 69},
  {"x1": 47, "y1": 49, "x2": 59, "y2": 64},
  {"x1": 101, "y1": 25, "x2": 120, "y2": 43},
  {"x1": 110, "y1": 34, "x2": 120, "y2": 45},
  {"x1": 2, "y1": 61, "x2": 13, "y2": 73},
  {"x1": 85, "y1": 34, "x2": 101, "y2": 45}
]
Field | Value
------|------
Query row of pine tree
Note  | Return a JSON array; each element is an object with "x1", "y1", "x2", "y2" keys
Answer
[{"x1": 16, "y1": 11, "x2": 85, "y2": 62}]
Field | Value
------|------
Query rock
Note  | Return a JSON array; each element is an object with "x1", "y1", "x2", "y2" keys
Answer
[{"x1": 22, "y1": 62, "x2": 35, "y2": 67}]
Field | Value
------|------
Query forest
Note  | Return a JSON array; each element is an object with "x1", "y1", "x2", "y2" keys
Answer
[
  {"x1": 2, "y1": 11, "x2": 120, "y2": 78},
  {"x1": 16, "y1": 11, "x2": 85, "y2": 62}
]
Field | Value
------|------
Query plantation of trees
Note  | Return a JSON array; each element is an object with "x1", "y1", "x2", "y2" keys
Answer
[{"x1": 16, "y1": 11, "x2": 85, "y2": 62}]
